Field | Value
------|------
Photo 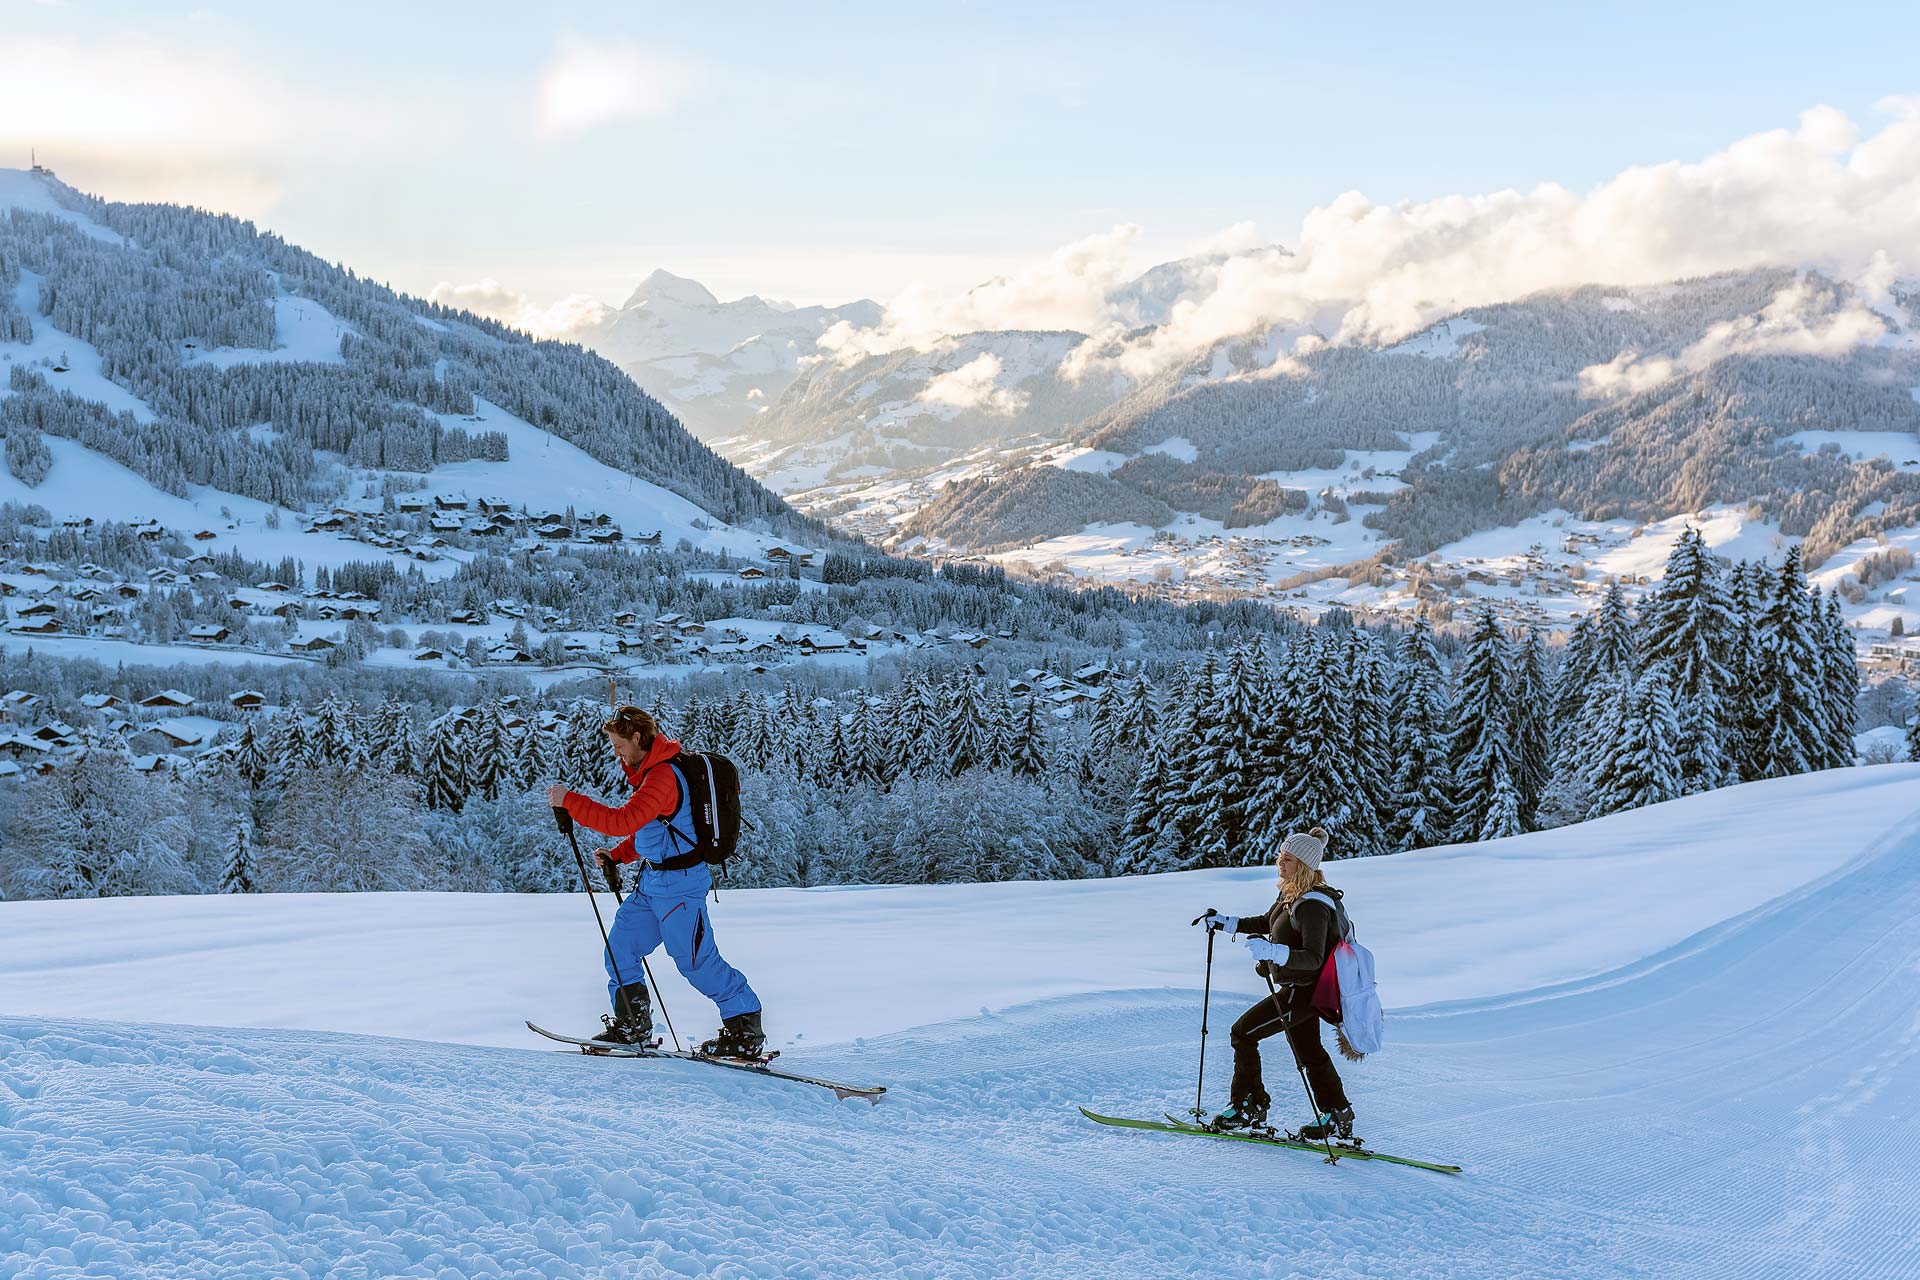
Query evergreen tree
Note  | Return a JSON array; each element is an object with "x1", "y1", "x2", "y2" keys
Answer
[
  {"x1": 1478, "y1": 761, "x2": 1523, "y2": 842},
  {"x1": 220, "y1": 819, "x2": 258, "y2": 893},
  {"x1": 1589, "y1": 667, "x2": 1683, "y2": 816},
  {"x1": 1390, "y1": 617, "x2": 1453, "y2": 849},
  {"x1": 1818, "y1": 592, "x2": 1859, "y2": 770},
  {"x1": 1640, "y1": 525, "x2": 1735, "y2": 702},
  {"x1": 1009, "y1": 696, "x2": 1048, "y2": 778},
  {"x1": 1342, "y1": 631, "x2": 1392, "y2": 856},
  {"x1": 1447, "y1": 605, "x2": 1515, "y2": 842},
  {"x1": 1508, "y1": 623, "x2": 1552, "y2": 829},
  {"x1": 369, "y1": 697, "x2": 417, "y2": 776},
  {"x1": 1592, "y1": 579, "x2": 1638, "y2": 674},
  {"x1": 421, "y1": 713, "x2": 467, "y2": 812},
  {"x1": 1116, "y1": 736, "x2": 1180, "y2": 874},
  {"x1": 942, "y1": 676, "x2": 998, "y2": 775},
  {"x1": 1753, "y1": 547, "x2": 1826, "y2": 780},
  {"x1": 470, "y1": 701, "x2": 512, "y2": 802},
  {"x1": 232, "y1": 721, "x2": 268, "y2": 788},
  {"x1": 1724, "y1": 560, "x2": 1771, "y2": 781}
]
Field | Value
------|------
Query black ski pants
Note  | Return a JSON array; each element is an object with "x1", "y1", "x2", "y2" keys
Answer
[{"x1": 1228, "y1": 984, "x2": 1350, "y2": 1116}]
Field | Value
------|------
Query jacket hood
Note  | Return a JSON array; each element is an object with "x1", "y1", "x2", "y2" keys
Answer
[{"x1": 622, "y1": 736, "x2": 681, "y2": 782}]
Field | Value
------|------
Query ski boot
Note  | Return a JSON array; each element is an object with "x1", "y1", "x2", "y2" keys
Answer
[
  {"x1": 1208, "y1": 1099, "x2": 1269, "y2": 1132},
  {"x1": 1296, "y1": 1106, "x2": 1355, "y2": 1142},
  {"x1": 592, "y1": 983, "x2": 654, "y2": 1049},
  {"x1": 697, "y1": 1010, "x2": 766, "y2": 1060}
]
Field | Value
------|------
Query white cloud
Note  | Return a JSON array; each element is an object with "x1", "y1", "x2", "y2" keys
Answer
[
  {"x1": 917, "y1": 353, "x2": 1029, "y2": 415},
  {"x1": 818, "y1": 225, "x2": 1144, "y2": 364},
  {"x1": 822, "y1": 103, "x2": 1920, "y2": 383},
  {"x1": 1578, "y1": 276, "x2": 1889, "y2": 398},
  {"x1": 536, "y1": 37, "x2": 692, "y2": 136},
  {"x1": 427, "y1": 278, "x2": 612, "y2": 337}
]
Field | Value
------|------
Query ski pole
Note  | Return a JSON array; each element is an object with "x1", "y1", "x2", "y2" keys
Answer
[
  {"x1": 1262, "y1": 966, "x2": 1336, "y2": 1163},
  {"x1": 552, "y1": 806, "x2": 681, "y2": 1052},
  {"x1": 1187, "y1": 910, "x2": 1218, "y2": 1123}
]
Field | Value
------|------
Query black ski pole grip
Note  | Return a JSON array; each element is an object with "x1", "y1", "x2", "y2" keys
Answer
[{"x1": 551, "y1": 806, "x2": 574, "y2": 836}]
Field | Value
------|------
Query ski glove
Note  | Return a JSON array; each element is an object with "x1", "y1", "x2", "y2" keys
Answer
[
  {"x1": 1202, "y1": 910, "x2": 1233, "y2": 933},
  {"x1": 1243, "y1": 937, "x2": 1290, "y2": 965}
]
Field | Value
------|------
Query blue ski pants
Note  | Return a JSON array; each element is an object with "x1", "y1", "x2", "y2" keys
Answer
[{"x1": 605, "y1": 862, "x2": 760, "y2": 1019}]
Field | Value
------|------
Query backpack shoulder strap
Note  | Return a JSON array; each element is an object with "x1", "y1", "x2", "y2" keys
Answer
[{"x1": 1297, "y1": 890, "x2": 1352, "y2": 942}]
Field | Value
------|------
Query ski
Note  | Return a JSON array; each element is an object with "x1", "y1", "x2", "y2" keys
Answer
[
  {"x1": 525, "y1": 1022, "x2": 886, "y2": 1103},
  {"x1": 1075, "y1": 1108, "x2": 1461, "y2": 1175}
]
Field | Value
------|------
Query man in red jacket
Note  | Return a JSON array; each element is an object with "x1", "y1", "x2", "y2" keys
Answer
[{"x1": 547, "y1": 706, "x2": 764, "y2": 1057}]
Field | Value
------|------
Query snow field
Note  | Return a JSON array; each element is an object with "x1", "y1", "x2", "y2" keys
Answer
[{"x1": 3, "y1": 766, "x2": 1919, "y2": 1277}]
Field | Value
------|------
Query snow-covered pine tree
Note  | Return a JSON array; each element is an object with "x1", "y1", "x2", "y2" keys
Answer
[
  {"x1": 232, "y1": 721, "x2": 268, "y2": 788},
  {"x1": 1724, "y1": 560, "x2": 1771, "y2": 782},
  {"x1": 1592, "y1": 578, "x2": 1638, "y2": 674},
  {"x1": 1639, "y1": 525, "x2": 1735, "y2": 702},
  {"x1": 1343, "y1": 631, "x2": 1392, "y2": 856},
  {"x1": 1819, "y1": 592, "x2": 1859, "y2": 769},
  {"x1": 1478, "y1": 761, "x2": 1523, "y2": 842},
  {"x1": 1161, "y1": 651, "x2": 1227, "y2": 864},
  {"x1": 1009, "y1": 695, "x2": 1048, "y2": 778},
  {"x1": 1548, "y1": 614, "x2": 1597, "y2": 780},
  {"x1": 220, "y1": 819, "x2": 257, "y2": 893},
  {"x1": 469, "y1": 701, "x2": 512, "y2": 802},
  {"x1": 1588, "y1": 666, "x2": 1683, "y2": 816},
  {"x1": 942, "y1": 675, "x2": 998, "y2": 776},
  {"x1": 1116, "y1": 735, "x2": 1181, "y2": 874},
  {"x1": 1447, "y1": 604, "x2": 1516, "y2": 842},
  {"x1": 1508, "y1": 623, "x2": 1552, "y2": 830},
  {"x1": 369, "y1": 697, "x2": 417, "y2": 776},
  {"x1": 1389, "y1": 616, "x2": 1453, "y2": 849},
  {"x1": 1754, "y1": 546, "x2": 1826, "y2": 780},
  {"x1": 1268, "y1": 633, "x2": 1363, "y2": 856},
  {"x1": 420, "y1": 713, "x2": 468, "y2": 812}
]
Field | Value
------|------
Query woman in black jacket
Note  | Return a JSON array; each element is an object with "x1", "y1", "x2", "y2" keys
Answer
[{"x1": 1198, "y1": 826, "x2": 1354, "y2": 1139}]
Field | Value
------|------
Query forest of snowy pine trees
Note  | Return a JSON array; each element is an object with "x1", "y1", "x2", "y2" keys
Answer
[{"x1": 0, "y1": 530, "x2": 1865, "y2": 900}]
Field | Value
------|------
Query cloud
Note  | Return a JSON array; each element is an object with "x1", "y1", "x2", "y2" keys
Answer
[
  {"x1": 916, "y1": 353, "x2": 1030, "y2": 415},
  {"x1": 0, "y1": 37, "x2": 439, "y2": 218},
  {"x1": 818, "y1": 225, "x2": 1144, "y2": 364},
  {"x1": 536, "y1": 37, "x2": 692, "y2": 136},
  {"x1": 822, "y1": 103, "x2": 1920, "y2": 383},
  {"x1": 427, "y1": 278, "x2": 612, "y2": 337},
  {"x1": 1578, "y1": 276, "x2": 1889, "y2": 397}
]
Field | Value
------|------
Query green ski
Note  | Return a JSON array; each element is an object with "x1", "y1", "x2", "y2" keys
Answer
[{"x1": 1077, "y1": 1107, "x2": 1462, "y2": 1175}]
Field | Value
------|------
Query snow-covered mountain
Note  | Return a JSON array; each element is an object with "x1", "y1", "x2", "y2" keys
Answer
[
  {"x1": 563, "y1": 268, "x2": 881, "y2": 441},
  {"x1": 4, "y1": 764, "x2": 1916, "y2": 1275}
]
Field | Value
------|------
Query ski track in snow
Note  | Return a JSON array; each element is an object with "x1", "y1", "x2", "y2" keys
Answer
[{"x1": 5, "y1": 782, "x2": 1920, "y2": 1276}]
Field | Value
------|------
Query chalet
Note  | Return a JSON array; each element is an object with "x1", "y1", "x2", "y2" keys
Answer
[
  {"x1": 434, "y1": 496, "x2": 469, "y2": 511},
  {"x1": 674, "y1": 620, "x2": 707, "y2": 636},
  {"x1": 449, "y1": 609, "x2": 484, "y2": 626},
  {"x1": 634, "y1": 531, "x2": 662, "y2": 546},
  {"x1": 412, "y1": 647, "x2": 447, "y2": 662},
  {"x1": 738, "y1": 567, "x2": 768, "y2": 580},
  {"x1": 0, "y1": 761, "x2": 19, "y2": 780},
  {"x1": 477, "y1": 497, "x2": 514, "y2": 515},
  {"x1": 766, "y1": 546, "x2": 793, "y2": 563},
  {"x1": 288, "y1": 636, "x2": 337, "y2": 654},
  {"x1": 29, "y1": 719, "x2": 76, "y2": 743},
  {"x1": 1, "y1": 691, "x2": 43, "y2": 719},
  {"x1": 617, "y1": 637, "x2": 652, "y2": 655},
  {"x1": 79, "y1": 693, "x2": 125, "y2": 712},
  {"x1": 269, "y1": 601, "x2": 302, "y2": 619},
  {"x1": 135, "y1": 525, "x2": 165, "y2": 541},
  {"x1": 114, "y1": 583, "x2": 142, "y2": 599},
  {"x1": 60, "y1": 515, "x2": 93, "y2": 529},
  {"x1": 188, "y1": 624, "x2": 232, "y2": 643},
  {"x1": 193, "y1": 529, "x2": 218, "y2": 541},
  {"x1": 415, "y1": 536, "x2": 450, "y2": 550},
  {"x1": 487, "y1": 645, "x2": 534, "y2": 664},
  {"x1": 1072, "y1": 662, "x2": 1115, "y2": 686},
  {"x1": 562, "y1": 638, "x2": 592, "y2": 655},
  {"x1": 153, "y1": 724, "x2": 203, "y2": 749},
  {"x1": 308, "y1": 515, "x2": 349, "y2": 533},
  {"x1": 799, "y1": 633, "x2": 852, "y2": 655},
  {"x1": 11, "y1": 617, "x2": 60, "y2": 634},
  {"x1": 429, "y1": 515, "x2": 464, "y2": 533},
  {"x1": 657, "y1": 612, "x2": 687, "y2": 627},
  {"x1": 0, "y1": 582, "x2": 13, "y2": 597},
  {"x1": 227, "y1": 690, "x2": 267, "y2": 712},
  {"x1": 492, "y1": 601, "x2": 527, "y2": 619},
  {"x1": 256, "y1": 581, "x2": 291, "y2": 593},
  {"x1": 89, "y1": 606, "x2": 121, "y2": 624},
  {"x1": 586, "y1": 528, "x2": 622, "y2": 544},
  {"x1": 129, "y1": 755, "x2": 171, "y2": 775},
  {"x1": 0, "y1": 735, "x2": 53, "y2": 761},
  {"x1": 410, "y1": 549, "x2": 442, "y2": 563},
  {"x1": 396, "y1": 497, "x2": 429, "y2": 513},
  {"x1": 535, "y1": 524, "x2": 574, "y2": 540},
  {"x1": 16, "y1": 600, "x2": 57, "y2": 618},
  {"x1": 612, "y1": 611, "x2": 640, "y2": 628},
  {"x1": 141, "y1": 689, "x2": 196, "y2": 710},
  {"x1": 470, "y1": 522, "x2": 508, "y2": 537}
]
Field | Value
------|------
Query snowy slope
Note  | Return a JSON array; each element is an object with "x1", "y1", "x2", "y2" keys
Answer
[{"x1": 4, "y1": 767, "x2": 1920, "y2": 1276}]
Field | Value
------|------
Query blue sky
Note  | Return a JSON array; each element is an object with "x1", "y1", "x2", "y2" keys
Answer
[{"x1": 6, "y1": 0, "x2": 1918, "y2": 312}]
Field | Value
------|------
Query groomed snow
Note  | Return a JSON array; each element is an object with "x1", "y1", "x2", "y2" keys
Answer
[
  {"x1": 3, "y1": 767, "x2": 1918, "y2": 1277},
  {"x1": 182, "y1": 288, "x2": 352, "y2": 369}
]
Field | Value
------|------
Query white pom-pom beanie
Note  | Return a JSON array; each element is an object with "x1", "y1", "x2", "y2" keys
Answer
[{"x1": 1278, "y1": 827, "x2": 1328, "y2": 872}]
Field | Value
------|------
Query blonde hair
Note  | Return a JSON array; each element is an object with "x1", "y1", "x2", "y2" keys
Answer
[
  {"x1": 1278, "y1": 826, "x2": 1330, "y2": 909},
  {"x1": 601, "y1": 705, "x2": 658, "y2": 747}
]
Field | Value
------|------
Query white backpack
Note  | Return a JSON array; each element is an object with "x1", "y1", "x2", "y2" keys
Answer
[{"x1": 1299, "y1": 890, "x2": 1384, "y2": 1059}]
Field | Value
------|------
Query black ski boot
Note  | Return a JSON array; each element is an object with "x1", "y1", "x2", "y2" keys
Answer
[
  {"x1": 697, "y1": 1010, "x2": 766, "y2": 1060},
  {"x1": 593, "y1": 983, "x2": 654, "y2": 1048},
  {"x1": 1296, "y1": 1106, "x2": 1355, "y2": 1142},
  {"x1": 1209, "y1": 1099, "x2": 1268, "y2": 1131}
]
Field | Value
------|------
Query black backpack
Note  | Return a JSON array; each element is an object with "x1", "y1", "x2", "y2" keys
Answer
[{"x1": 661, "y1": 751, "x2": 742, "y2": 873}]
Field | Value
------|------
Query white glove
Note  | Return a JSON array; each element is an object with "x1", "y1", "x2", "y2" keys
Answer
[{"x1": 1244, "y1": 937, "x2": 1291, "y2": 965}]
